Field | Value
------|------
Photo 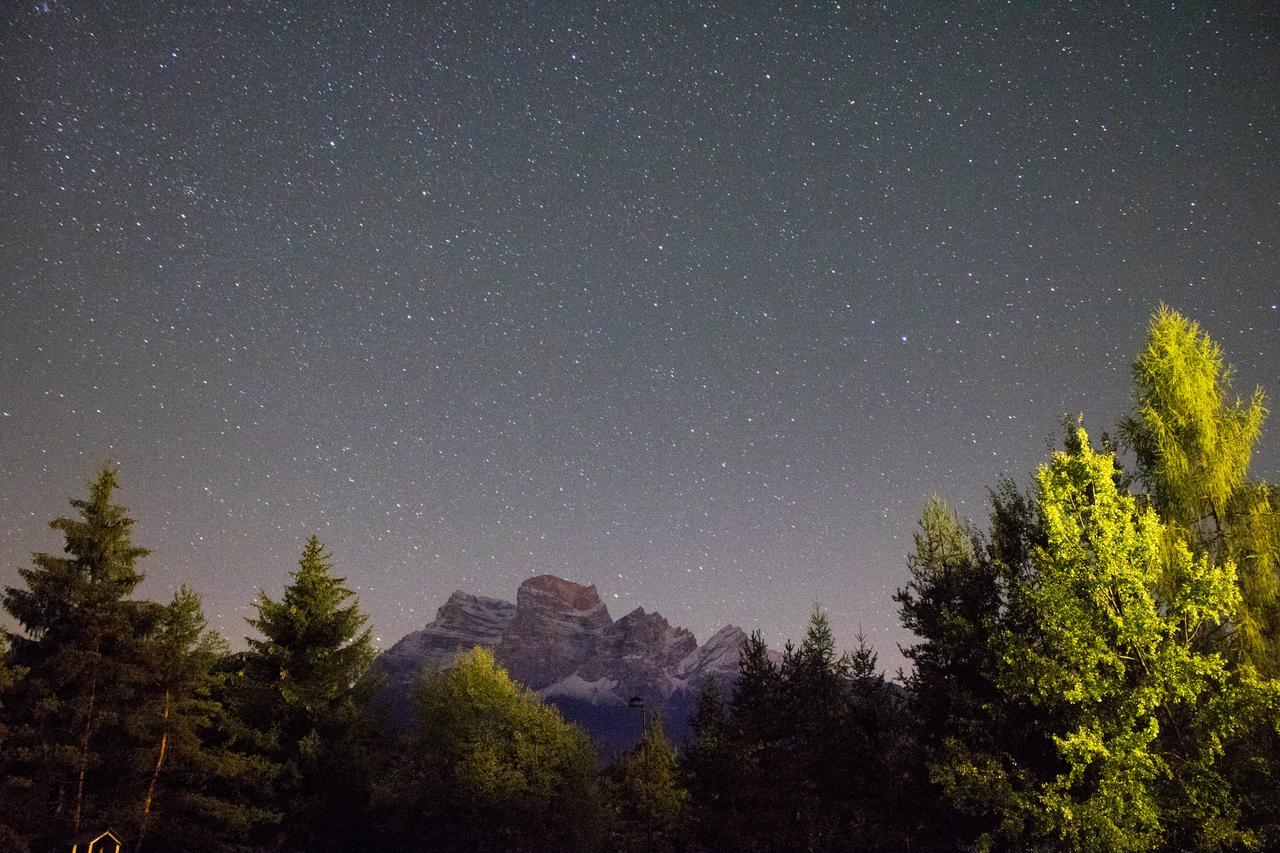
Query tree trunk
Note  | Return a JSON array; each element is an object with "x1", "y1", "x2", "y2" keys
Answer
[
  {"x1": 136, "y1": 687, "x2": 171, "y2": 850},
  {"x1": 72, "y1": 637, "x2": 102, "y2": 833}
]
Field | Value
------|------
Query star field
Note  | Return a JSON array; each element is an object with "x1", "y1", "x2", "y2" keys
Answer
[{"x1": 2, "y1": 2, "x2": 1278, "y2": 671}]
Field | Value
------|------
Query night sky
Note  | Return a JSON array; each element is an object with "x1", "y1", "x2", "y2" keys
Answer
[{"x1": 2, "y1": 3, "x2": 1277, "y2": 672}]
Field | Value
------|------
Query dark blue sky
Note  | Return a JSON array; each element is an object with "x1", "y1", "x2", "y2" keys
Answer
[{"x1": 2, "y1": 2, "x2": 1277, "y2": 670}]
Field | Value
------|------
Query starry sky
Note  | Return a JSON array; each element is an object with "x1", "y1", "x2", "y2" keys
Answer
[{"x1": 2, "y1": 2, "x2": 1277, "y2": 672}]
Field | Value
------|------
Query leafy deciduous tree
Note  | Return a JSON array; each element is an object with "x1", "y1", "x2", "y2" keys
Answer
[{"x1": 376, "y1": 647, "x2": 603, "y2": 852}]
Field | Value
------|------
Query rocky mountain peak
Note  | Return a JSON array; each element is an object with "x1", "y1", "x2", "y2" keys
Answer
[
  {"x1": 374, "y1": 575, "x2": 764, "y2": 753},
  {"x1": 517, "y1": 574, "x2": 606, "y2": 612},
  {"x1": 608, "y1": 607, "x2": 697, "y2": 666}
]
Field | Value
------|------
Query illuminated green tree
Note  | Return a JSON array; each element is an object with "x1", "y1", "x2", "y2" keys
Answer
[
  {"x1": 606, "y1": 716, "x2": 688, "y2": 852},
  {"x1": 993, "y1": 428, "x2": 1244, "y2": 850},
  {"x1": 377, "y1": 647, "x2": 603, "y2": 851},
  {"x1": 1120, "y1": 305, "x2": 1278, "y2": 670}
]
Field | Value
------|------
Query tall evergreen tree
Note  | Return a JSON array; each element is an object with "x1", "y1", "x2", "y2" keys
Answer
[
  {"x1": 605, "y1": 715, "x2": 688, "y2": 852},
  {"x1": 129, "y1": 586, "x2": 280, "y2": 852},
  {"x1": 680, "y1": 630, "x2": 785, "y2": 851},
  {"x1": 895, "y1": 495, "x2": 1013, "y2": 848},
  {"x1": 1, "y1": 466, "x2": 151, "y2": 846},
  {"x1": 1119, "y1": 305, "x2": 1278, "y2": 670},
  {"x1": 681, "y1": 679, "x2": 734, "y2": 848},
  {"x1": 896, "y1": 496, "x2": 1002, "y2": 747},
  {"x1": 0, "y1": 636, "x2": 30, "y2": 852},
  {"x1": 244, "y1": 535, "x2": 376, "y2": 851},
  {"x1": 776, "y1": 606, "x2": 854, "y2": 849}
]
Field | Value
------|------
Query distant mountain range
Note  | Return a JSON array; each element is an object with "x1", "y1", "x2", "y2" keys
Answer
[{"x1": 374, "y1": 574, "x2": 766, "y2": 753}]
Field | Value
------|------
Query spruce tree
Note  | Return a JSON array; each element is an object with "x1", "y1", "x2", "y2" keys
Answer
[
  {"x1": 1, "y1": 466, "x2": 151, "y2": 845},
  {"x1": 605, "y1": 716, "x2": 688, "y2": 852},
  {"x1": 777, "y1": 606, "x2": 851, "y2": 849},
  {"x1": 129, "y1": 586, "x2": 280, "y2": 852},
  {"x1": 895, "y1": 495, "x2": 1009, "y2": 848},
  {"x1": 0, "y1": 637, "x2": 30, "y2": 851},
  {"x1": 682, "y1": 679, "x2": 734, "y2": 848},
  {"x1": 244, "y1": 535, "x2": 376, "y2": 851}
]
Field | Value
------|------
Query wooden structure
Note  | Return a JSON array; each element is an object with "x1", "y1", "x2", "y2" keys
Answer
[{"x1": 70, "y1": 829, "x2": 123, "y2": 853}]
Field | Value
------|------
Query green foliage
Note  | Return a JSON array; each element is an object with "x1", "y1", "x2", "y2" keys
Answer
[
  {"x1": 605, "y1": 716, "x2": 688, "y2": 852},
  {"x1": 681, "y1": 679, "x2": 733, "y2": 844},
  {"x1": 953, "y1": 429, "x2": 1247, "y2": 851},
  {"x1": 247, "y1": 536, "x2": 375, "y2": 713},
  {"x1": 1120, "y1": 305, "x2": 1279, "y2": 670},
  {"x1": 1121, "y1": 305, "x2": 1265, "y2": 527},
  {"x1": 895, "y1": 495, "x2": 1012, "y2": 848},
  {"x1": 130, "y1": 586, "x2": 280, "y2": 852},
  {"x1": 376, "y1": 647, "x2": 603, "y2": 851},
  {"x1": 683, "y1": 614, "x2": 909, "y2": 851},
  {"x1": 1, "y1": 466, "x2": 153, "y2": 845},
  {"x1": 896, "y1": 495, "x2": 1000, "y2": 733},
  {"x1": 242, "y1": 535, "x2": 377, "y2": 851},
  {"x1": 1114, "y1": 306, "x2": 1280, "y2": 845}
]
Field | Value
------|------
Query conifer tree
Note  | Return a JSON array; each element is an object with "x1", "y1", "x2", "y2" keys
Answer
[
  {"x1": 777, "y1": 606, "x2": 852, "y2": 849},
  {"x1": 1117, "y1": 307, "x2": 1280, "y2": 845},
  {"x1": 679, "y1": 631, "x2": 783, "y2": 851},
  {"x1": 128, "y1": 586, "x2": 281, "y2": 851},
  {"x1": 682, "y1": 680, "x2": 734, "y2": 847},
  {"x1": 0, "y1": 637, "x2": 30, "y2": 852},
  {"x1": 895, "y1": 496, "x2": 1001, "y2": 746},
  {"x1": 1, "y1": 466, "x2": 151, "y2": 846},
  {"x1": 244, "y1": 535, "x2": 376, "y2": 851},
  {"x1": 1120, "y1": 305, "x2": 1278, "y2": 669},
  {"x1": 895, "y1": 495, "x2": 1010, "y2": 847},
  {"x1": 606, "y1": 716, "x2": 688, "y2": 852}
]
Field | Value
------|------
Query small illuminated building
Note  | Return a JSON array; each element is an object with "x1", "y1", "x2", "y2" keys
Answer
[{"x1": 70, "y1": 829, "x2": 123, "y2": 853}]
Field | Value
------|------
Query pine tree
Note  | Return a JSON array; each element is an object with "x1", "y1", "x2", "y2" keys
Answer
[
  {"x1": 682, "y1": 679, "x2": 734, "y2": 847},
  {"x1": 679, "y1": 631, "x2": 783, "y2": 851},
  {"x1": 776, "y1": 606, "x2": 852, "y2": 849},
  {"x1": 606, "y1": 716, "x2": 688, "y2": 852},
  {"x1": 0, "y1": 636, "x2": 30, "y2": 852},
  {"x1": 895, "y1": 495, "x2": 1010, "y2": 848},
  {"x1": 244, "y1": 535, "x2": 376, "y2": 851},
  {"x1": 895, "y1": 496, "x2": 1001, "y2": 746},
  {"x1": 1, "y1": 466, "x2": 151, "y2": 846},
  {"x1": 128, "y1": 586, "x2": 281, "y2": 852},
  {"x1": 844, "y1": 631, "x2": 911, "y2": 850}
]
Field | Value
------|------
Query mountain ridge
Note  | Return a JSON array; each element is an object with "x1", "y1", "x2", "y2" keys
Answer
[{"x1": 374, "y1": 574, "x2": 765, "y2": 752}]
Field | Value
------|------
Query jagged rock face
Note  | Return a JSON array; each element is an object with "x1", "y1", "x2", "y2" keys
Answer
[
  {"x1": 373, "y1": 591, "x2": 516, "y2": 721},
  {"x1": 675, "y1": 624, "x2": 750, "y2": 682},
  {"x1": 576, "y1": 608, "x2": 699, "y2": 703},
  {"x1": 373, "y1": 574, "x2": 758, "y2": 752},
  {"x1": 497, "y1": 575, "x2": 613, "y2": 688},
  {"x1": 604, "y1": 608, "x2": 698, "y2": 667}
]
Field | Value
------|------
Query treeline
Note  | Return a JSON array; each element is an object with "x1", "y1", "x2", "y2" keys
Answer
[{"x1": 2, "y1": 305, "x2": 1279, "y2": 852}]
